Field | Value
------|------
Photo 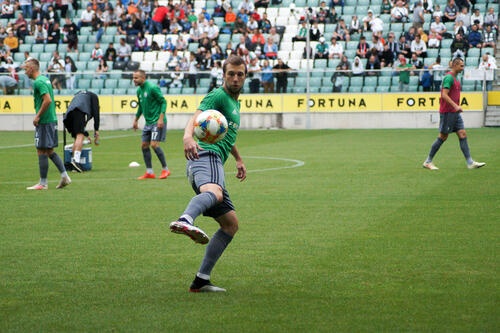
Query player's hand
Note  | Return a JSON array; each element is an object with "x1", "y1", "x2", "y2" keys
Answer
[
  {"x1": 157, "y1": 118, "x2": 164, "y2": 129},
  {"x1": 87, "y1": 135, "x2": 92, "y2": 144},
  {"x1": 33, "y1": 115, "x2": 40, "y2": 127},
  {"x1": 235, "y1": 160, "x2": 247, "y2": 182},
  {"x1": 183, "y1": 136, "x2": 203, "y2": 160},
  {"x1": 94, "y1": 131, "x2": 100, "y2": 145},
  {"x1": 133, "y1": 120, "x2": 138, "y2": 131},
  {"x1": 456, "y1": 106, "x2": 463, "y2": 113}
]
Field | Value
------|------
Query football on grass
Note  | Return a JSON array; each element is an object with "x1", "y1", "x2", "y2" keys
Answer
[{"x1": 194, "y1": 110, "x2": 228, "y2": 144}]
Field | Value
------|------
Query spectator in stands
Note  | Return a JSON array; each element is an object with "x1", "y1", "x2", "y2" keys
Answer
[
  {"x1": 169, "y1": 17, "x2": 183, "y2": 34},
  {"x1": 443, "y1": 0, "x2": 459, "y2": 23},
  {"x1": 381, "y1": 0, "x2": 392, "y2": 14},
  {"x1": 334, "y1": 18, "x2": 350, "y2": 42},
  {"x1": 456, "y1": 7, "x2": 470, "y2": 28},
  {"x1": 233, "y1": 15, "x2": 247, "y2": 34},
  {"x1": 34, "y1": 24, "x2": 47, "y2": 44},
  {"x1": 117, "y1": 38, "x2": 131, "y2": 63},
  {"x1": 309, "y1": 21, "x2": 321, "y2": 41},
  {"x1": 264, "y1": 37, "x2": 277, "y2": 59},
  {"x1": 467, "y1": 24, "x2": 483, "y2": 49},
  {"x1": 247, "y1": 15, "x2": 259, "y2": 33},
  {"x1": 428, "y1": 31, "x2": 440, "y2": 48},
  {"x1": 430, "y1": 15, "x2": 449, "y2": 39},
  {"x1": 349, "y1": 15, "x2": 361, "y2": 36},
  {"x1": 79, "y1": 5, "x2": 94, "y2": 29},
  {"x1": 199, "y1": 36, "x2": 211, "y2": 53},
  {"x1": 200, "y1": 49, "x2": 215, "y2": 70},
  {"x1": 337, "y1": 55, "x2": 351, "y2": 75},
  {"x1": 260, "y1": 59, "x2": 273, "y2": 93},
  {"x1": 404, "y1": 26, "x2": 416, "y2": 43},
  {"x1": 48, "y1": 58, "x2": 64, "y2": 90},
  {"x1": 0, "y1": 0, "x2": 14, "y2": 19},
  {"x1": 478, "y1": 54, "x2": 497, "y2": 91},
  {"x1": 352, "y1": 56, "x2": 364, "y2": 76},
  {"x1": 248, "y1": 57, "x2": 261, "y2": 93},
  {"x1": 433, "y1": 4, "x2": 443, "y2": 20},
  {"x1": 90, "y1": 13, "x2": 104, "y2": 42},
  {"x1": 206, "y1": 19, "x2": 219, "y2": 41},
  {"x1": 0, "y1": 40, "x2": 10, "y2": 63},
  {"x1": 224, "y1": 42, "x2": 234, "y2": 58},
  {"x1": 454, "y1": 20, "x2": 468, "y2": 36},
  {"x1": 188, "y1": 21, "x2": 202, "y2": 43},
  {"x1": 269, "y1": 27, "x2": 280, "y2": 45},
  {"x1": 259, "y1": 12, "x2": 272, "y2": 33},
  {"x1": 380, "y1": 43, "x2": 394, "y2": 68},
  {"x1": 482, "y1": 25, "x2": 496, "y2": 49},
  {"x1": 63, "y1": 17, "x2": 78, "y2": 53},
  {"x1": 370, "y1": 14, "x2": 384, "y2": 35},
  {"x1": 171, "y1": 3, "x2": 186, "y2": 21},
  {"x1": 391, "y1": 1, "x2": 409, "y2": 23},
  {"x1": 397, "y1": 34, "x2": 411, "y2": 58},
  {"x1": 46, "y1": 21, "x2": 61, "y2": 45},
  {"x1": 211, "y1": 41, "x2": 224, "y2": 60},
  {"x1": 455, "y1": 0, "x2": 470, "y2": 11},
  {"x1": 133, "y1": 32, "x2": 147, "y2": 51},
  {"x1": 176, "y1": 34, "x2": 187, "y2": 51},
  {"x1": 30, "y1": 5, "x2": 43, "y2": 29},
  {"x1": 14, "y1": 13, "x2": 28, "y2": 42},
  {"x1": 236, "y1": 7, "x2": 248, "y2": 24},
  {"x1": 362, "y1": 9, "x2": 374, "y2": 32},
  {"x1": 397, "y1": 56, "x2": 413, "y2": 91},
  {"x1": 411, "y1": 34, "x2": 427, "y2": 58},
  {"x1": 239, "y1": 0, "x2": 255, "y2": 14},
  {"x1": 417, "y1": 27, "x2": 428, "y2": 43},
  {"x1": 255, "y1": 0, "x2": 270, "y2": 9},
  {"x1": 365, "y1": 55, "x2": 381, "y2": 76},
  {"x1": 470, "y1": 8, "x2": 483, "y2": 30},
  {"x1": 451, "y1": 31, "x2": 468, "y2": 57},
  {"x1": 19, "y1": 0, "x2": 32, "y2": 19},
  {"x1": 356, "y1": 36, "x2": 370, "y2": 59},
  {"x1": 328, "y1": 37, "x2": 343, "y2": 59},
  {"x1": 421, "y1": 0, "x2": 433, "y2": 13},
  {"x1": 293, "y1": 21, "x2": 307, "y2": 42},
  {"x1": 315, "y1": 37, "x2": 328, "y2": 59},
  {"x1": 91, "y1": 42, "x2": 103, "y2": 61},
  {"x1": 409, "y1": 52, "x2": 424, "y2": 75},
  {"x1": 117, "y1": 13, "x2": 129, "y2": 35},
  {"x1": 187, "y1": 51, "x2": 198, "y2": 92},
  {"x1": 225, "y1": 6, "x2": 237, "y2": 26},
  {"x1": 4, "y1": 30, "x2": 18, "y2": 53},
  {"x1": 327, "y1": 7, "x2": 338, "y2": 24},
  {"x1": 484, "y1": 7, "x2": 498, "y2": 31},
  {"x1": 46, "y1": 6, "x2": 58, "y2": 25},
  {"x1": 317, "y1": 3, "x2": 328, "y2": 24},
  {"x1": 163, "y1": 37, "x2": 174, "y2": 52},
  {"x1": 430, "y1": 56, "x2": 444, "y2": 91},
  {"x1": 386, "y1": 32, "x2": 397, "y2": 58},
  {"x1": 251, "y1": 29, "x2": 265, "y2": 48},
  {"x1": 104, "y1": 42, "x2": 117, "y2": 62},
  {"x1": 371, "y1": 35, "x2": 384, "y2": 55},
  {"x1": 0, "y1": 66, "x2": 17, "y2": 94},
  {"x1": 150, "y1": 3, "x2": 168, "y2": 34},
  {"x1": 167, "y1": 64, "x2": 184, "y2": 88},
  {"x1": 127, "y1": 13, "x2": 143, "y2": 35},
  {"x1": 0, "y1": 26, "x2": 7, "y2": 41},
  {"x1": 273, "y1": 58, "x2": 290, "y2": 93},
  {"x1": 208, "y1": 60, "x2": 223, "y2": 92},
  {"x1": 95, "y1": 58, "x2": 109, "y2": 79},
  {"x1": 64, "y1": 56, "x2": 77, "y2": 89},
  {"x1": 412, "y1": 1, "x2": 425, "y2": 30}
]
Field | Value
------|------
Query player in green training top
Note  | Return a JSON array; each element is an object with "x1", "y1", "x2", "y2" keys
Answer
[
  {"x1": 24, "y1": 58, "x2": 71, "y2": 190},
  {"x1": 169, "y1": 55, "x2": 247, "y2": 293},
  {"x1": 132, "y1": 70, "x2": 170, "y2": 180}
]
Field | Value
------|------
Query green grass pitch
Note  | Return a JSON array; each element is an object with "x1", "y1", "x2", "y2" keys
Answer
[{"x1": 0, "y1": 129, "x2": 499, "y2": 332}]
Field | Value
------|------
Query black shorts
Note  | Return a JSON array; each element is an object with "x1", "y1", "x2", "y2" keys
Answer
[{"x1": 64, "y1": 110, "x2": 88, "y2": 138}]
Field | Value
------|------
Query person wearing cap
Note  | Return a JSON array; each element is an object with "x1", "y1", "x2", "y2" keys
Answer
[
  {"x1": 315, "y1": 37, "x2": 328, "y2": 59},
  {"x1": 397, "y1": 55, "x2": 415, "y2": 91}
]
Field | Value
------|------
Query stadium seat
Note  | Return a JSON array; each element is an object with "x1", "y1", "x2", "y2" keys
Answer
[
  {"x1": 127, "y1": 88, "x2": 138, "y2": 95},
  {"x1": 182, "y1": 87, "x2": 196, "y2": 95},
  {"x1": 79, "y1": 79, "x2": 91, "y2": 89},
  {"x1": 310, "y1": 77, "x2": 323, "y2": 87},
  {"x1": 105, "y1": 79, "x2": 118, "y2": 89},
  {"x1": 350, "y1": 77, "x2": 363, "y2": 87},
  {"x1": 39, "y1": 53, "x2": 51, "y2": 62},
  {"x1": 32, "y1": 44, "x2": 44, "y2": 53},
  {"x1": 87, "y1": 62, "x2": 99, "y2": 71},
  {"x1": 118, "y1": 80, "x2": 132, "y2": 89},
  {"x1": 349, "y1": 86, "x2": 362, "y2": 92},
  {"x1": 468, "y1": 48, "x2": 480, "y2": 57},
  {"x1": 378, "y1": 76, "x2": 392, "y2": 86},
  {"x1": 364, "y1": 77, "x2": 377, "y2": 87},
  {"x1": 100, "y1": 88, "x2": 114, "y2": 95},
  {"x1": 169, "y1": 87, "x2": 182, "y2": 94},
  {"x1": 376, "y1": 86, "x2": 390, "y2": 92},
  {"x1": 114, "y1": 88, "x2": 127, "y2": 95},
  {"x1": 91, "y1": 80, "x2": 104, "y2": 89},
  {"x1": 427, "y1": 49, "x2": 439, "y2": 59},
  {"x1": 362, "y1": 86, "x2": 376, "y2": 93}
]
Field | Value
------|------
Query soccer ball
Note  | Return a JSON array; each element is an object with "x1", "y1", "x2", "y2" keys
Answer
[{"x1": 194, "y1": 110, "x2": 228, "y2": 144}]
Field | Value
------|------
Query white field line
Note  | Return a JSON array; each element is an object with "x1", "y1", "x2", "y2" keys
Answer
[{"x1": 0, "y1": 156, "x2": 305, "y2": 185}]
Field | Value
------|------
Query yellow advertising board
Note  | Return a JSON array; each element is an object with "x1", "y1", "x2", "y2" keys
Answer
[
  {"x1": 382, "y1": 93, "x2": 483, "y2": 111},
  {"x1": 165, "y1": 95, "x2": 198, "y2": 113},
  {"x1": 0, "y1": 96, "x2": 24, "y2": 113},
  {"x1": 487, "y1": 91, "x2": 500, "y2": 106},
  {"x1": 283, "y1": 94, "x2": 382, "y2": 112},
  {"x1": 239, "y1": 95, "x2": 282, "y2": 112}
]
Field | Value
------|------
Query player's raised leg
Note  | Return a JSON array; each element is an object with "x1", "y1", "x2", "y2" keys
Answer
[
  {"x1": 49, "y1": 148, "x2": 71, "y2": 188},
  {"x1": 457, "y1": 130, "x2": 486, "y2": 169},
  {"x1": 189, "y1": 210, "x2": 238, "y2": 292}
]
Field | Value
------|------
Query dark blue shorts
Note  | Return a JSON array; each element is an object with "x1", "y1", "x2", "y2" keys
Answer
[
  {"x1": 35, "y1": 123, "x2": 58, "y2": 149},
  {"x1": 439, "y1": 112, "x2": 465, "y2": 134},
  {"x1": 187, "y1": 150, "x2": 235, "y2": 219}
]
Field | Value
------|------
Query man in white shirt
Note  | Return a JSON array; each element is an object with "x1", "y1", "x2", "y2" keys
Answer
[
  {"x1": 117, "y1": 38, "x2": 131, "y2": 62},
  {"x1": 206, "y1": 19, "x2": 219, "y2": 41},
  {"x1": 238, "y1": 0, "x2": 255, "y2": 13},
  {"x1": 328, "y1": 37, "x2": 343, "y2": 59},
  {"x1": 430, "y1": 16, "x2": 447, "y2": 38},
  {"x1": 411, "y1": 34, "x2": 427, "y2": 58},
  {"x1": 78, "y1": 5, "x2": 94, "y2": 29},
  {"x1": 478, "y1": 54, "x2": 497, "y2": 91},
  {"x1": 370, "y1": 15, "x2": 384, "y2": 34},
  {"x1": 391, "y1": 1, "x2": 409, "y2": 23},
  {"x1": 362, "y1": 9, "x2": 374, "y2": 32},
  {"x1": 470, "y1": 8, "x2": 483, "y2": 30}
]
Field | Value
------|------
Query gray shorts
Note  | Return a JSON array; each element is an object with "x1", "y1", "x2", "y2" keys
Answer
[
  {"x1": 439, "y1": 112, "x2": 465, "y2": 134},
  {"x1": 142, "y1": 123, "x2": 166, "y2": 142},
  {"x1": 187, "y1": 150, "x2": 235, "y2": 219},
  {"x1": 35, "y1": 123, "x2": 58, "y2": 149}
]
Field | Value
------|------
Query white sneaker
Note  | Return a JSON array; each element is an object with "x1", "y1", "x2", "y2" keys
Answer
[
  {"x1": 423, "y1": 162, "x2": 439, "y2": 170},
  {"x1": 26, "y1": 183, "x2": 48, "y2": 190},
  {"x1": 170, "y1": 220, "x2": 210, "y2": 245},
  {"x1": 56, "y1": 176, "x2": 72, "y2": 189},
  {"x1": 468, "y1": 161, "x2": 486, "y2": 169}
]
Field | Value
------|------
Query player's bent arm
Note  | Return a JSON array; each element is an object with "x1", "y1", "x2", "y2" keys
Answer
[
  {"x1": 442, "y1": 88, "x2": 461, "y2": 111},
  {"x1": 36, "y1": 93, "x2": 52, "y2": 118},
  {"x1": 231, "y1": 144, "x2": 247, "y2": 181}
]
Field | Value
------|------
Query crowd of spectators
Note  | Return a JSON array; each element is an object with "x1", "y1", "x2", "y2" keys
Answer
[{"x1": 0, "y1": 0, "x2": 497, "y2": 94}]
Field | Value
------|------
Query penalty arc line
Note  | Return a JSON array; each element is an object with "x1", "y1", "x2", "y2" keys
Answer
[{"x1": 0, "y1": 156, "x2": 305, "y2": 185}]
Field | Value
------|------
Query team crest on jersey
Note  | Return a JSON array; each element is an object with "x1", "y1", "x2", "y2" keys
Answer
[
  {"x1": 232, "y1": 109, "x2": 237, "y2": 115},
  {"x1": 144, "y1": 92, "x2": 148, "y2": 97}
]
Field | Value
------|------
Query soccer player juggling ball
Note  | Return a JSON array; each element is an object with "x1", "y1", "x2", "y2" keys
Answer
[
  {"x1": 170, "y1": 55, "x2": 247, "y2": 293},
  {"x1": 24, "y1": 58, "x2": 71, "y2": 190},
  {"x1": 132, "y1": 69, "x2": 171, "y2": 179},
  {"x1": 423, "y1": 57, "x2": 485, "y2": 170}
]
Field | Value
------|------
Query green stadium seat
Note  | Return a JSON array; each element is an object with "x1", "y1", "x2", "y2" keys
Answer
[
  {"x1": 345, "y1": 49, "x2": 356, "y2": 59},
  {"x1": 310, "y1": 78, "x2": 322, "y2": 87},
  {"x1": 350, "y1": 77, "x2": 363, "y2": 87},
  {"x1": 105, "y1": 79, "x2": 118, "y2": 89},
  {"x1": 466, "y1": 56, "x2": 479, "y2": 66},
  {"x1": 79, "y1": 35, "x2": 89, "y2": 44},
  {"x1": 19, "y1": 44, "x2": 31, "y2": 53},
  {"x1": 44, "y1": 44, "x2": 57, "y2": 53},
  {"x1": 87, "y1": 62, "x2": 99, "y2": 71},
  {"x1": 295, "y1": 0, "x2": 306, "y2": 7},
  {"x1": 79, "y1": 53, "x2": 91, "y2": 62},
  {"x1": 315, "y1": 59, "x2": 327, "y2": 68},
  {"x1": 357, "y1": 0, "x2": 370, "y2": 5},
  {"x1": 169, "y1": 87, "x2": 182, "y2": 94},
  {"x1": 440, "y1": 48, "x2": 451, "y2": 58},
  {"x1": 105, "y1": 26, "x2": 118, "y2": 35},
  {"x1": 409, "y1": 76, "x2": 419, "y2": 86},
  {"x1": 390, "y1": 23, "x2": 404, "y2": 33},
  {"x1": 32, "y1": 44, "x2": 44, "y2": 53},
  {"x1": 101, "y1": 88, "x2": 114, "y2": 95},
  {"x1": 427, "y1": 48, "x2": 439, "y2": 59},
  {"x1": 328, "y1": 59, "x2": 340, "y2": 68},
  {"x1": 80, "y1": 27, "x2": 92, "y2": 35},
  {"x1": 292, "y1": 87, "x2": 304, "y2": 93},
  {"x1": 25, "y1": 36, "x2": 35, "y2": 45},
  {"x1": 378, "y1": 76, "x2": 392, "y2": 86},
  {"x1": 13, "y1": 53, "x2": 25, "y2": 62},
  {"x1": 311, "y1": 71, "x2": 323, "y2": 78},
  {"x1": 119, "y1": 80, "x2": 132, "y2": 89},
  {"x1": 78, "y1": 79, "x2": 91, "y2": 89},
  {"x1": 309, "y1": 87, "x2": 321, "y2": 93},
  {"x1": 127, "y1": 88, "x2": 137, "y2": 95},
  {"x1": 188, "y1": 43, "x2": 198, "y2": 53},
  {"x1": 364, "y1": 77, "x2": 377, "y2": 87},
  {"x1": 40, "y1": 53, "x2": 51, "y2": 62},
  {"x1": 91, "y1": 80, "x2": 104, "y2": 89},
  {"x1": 342, "y1": 6, "x2": 355, "y2": 15},
  {"x1": 482, "y1": 47, "x2": 494, "y2": 56},
  {"x1": 114, "y1": 88, "x2": 127, "y2": 94},
  {"x1": 58, "y1": 44, "x2": 67, "y2": 53},
  {"x1": 362, "y1": 86, "x2": 376, "y2": 92},
  {"x1": 199, "y1": 78, "x2": 211, "y2": 87},
  {"x1": 219, "y1": 34, "x2": 230, "y2": 44},
  {"x1": 349, "y1": 86, "x2": 362, "y2": 92},
  {"x1": 19, "y1": 88, "x2": 32, "y2": 95},
  {"x1": 376, "y1": 86, "x2": 390, "y2": 92},
  {"x1": 182, "y1": 87, "x2": 196, "y2": 95},
  {"x1": 324, "y1": 24, "x2": 335, "y2": 33},
  {"x1": 101, "y1": 35, "x2": 114, "y2": 44},
  {"x1": 84, "y1": 44, "x2": 95, "y2": 53},
  {"x1": 295, "y1": 78, "x2": 307, "y2": 87}
]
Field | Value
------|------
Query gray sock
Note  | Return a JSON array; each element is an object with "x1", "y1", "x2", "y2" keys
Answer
[
  {"x1": 142, "y1": 148, "x2": 152, "y2": 169},
  {"x1": 180, "y1": 192, "x2": 218, "y2": 224},
  {"x1": 153, "y1": 146, "x2": 167, "y2": 169},
  {"x1": 39, "y1": 154, "x2": 49, "y2": 186},
  {"x1": 49, "y1": 152, "x2": 67, "y2": 177},
  {"x1": 426, "y1": 137, "x2": 444, "y2": 163},
  {"x1": 459, "y1": 137, "x2": 473, "y2": 165},
  {"x1": 198, "y1": 229, "x2": 233, "y2": 278}
]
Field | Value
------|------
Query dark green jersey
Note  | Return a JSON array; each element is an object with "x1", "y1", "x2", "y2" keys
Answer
[
  {"x1": 33, "y1": 75, "x2": 57, "y2": 124},
  {"x1": 198, "y1": 87, "x2": 240, "y2": 164},
  {"x1": 136, "y1": 81, "x2": 167, "y2": 125}
]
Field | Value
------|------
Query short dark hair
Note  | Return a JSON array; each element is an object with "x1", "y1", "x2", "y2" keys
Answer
[
  {"x1": 223, "y1": 55, "x2": 247, "y2": 74},
  {"x1": 452, "y1": 57, "x2": 464, "y2": 66}
]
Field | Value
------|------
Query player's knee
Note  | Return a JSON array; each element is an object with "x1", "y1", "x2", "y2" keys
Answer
[
  {"x1": 213, "y1": 188, "x2": 223, "y2": 203},
  {"x1": 150, "y1": 141, "x2": 159, "y2": 149},
  {"x1": 141, "y1": 142, "x2": 149, "y2": 149}
]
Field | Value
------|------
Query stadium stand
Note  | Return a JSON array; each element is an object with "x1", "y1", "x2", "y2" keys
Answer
[{"x1": 0, "y1": 0, "x2": 497, "y2": 95}]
